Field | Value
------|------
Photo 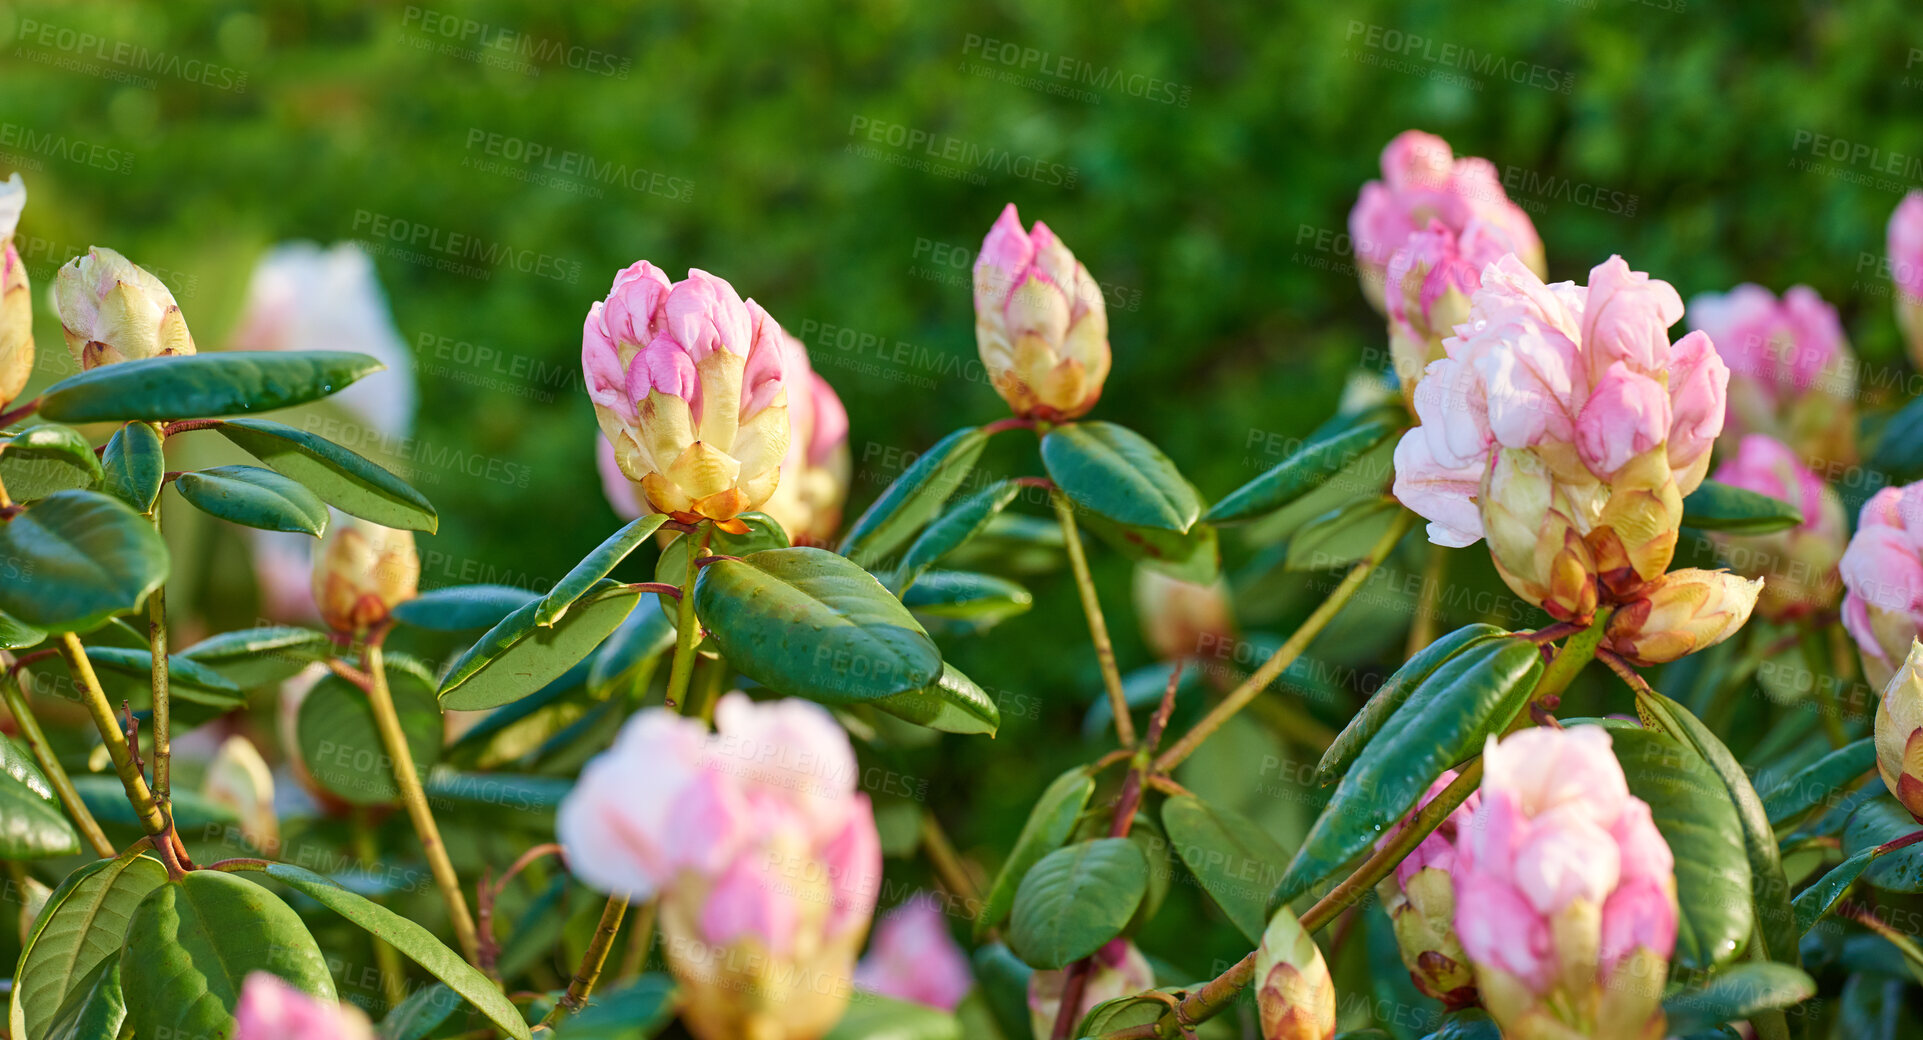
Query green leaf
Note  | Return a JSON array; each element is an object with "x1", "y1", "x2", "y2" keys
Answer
[
  {"x1": 438, "y1": 580, "x2": 641, "y2": 710},
  {"x1": 841, "y1": 426, "x2": 988, "y2": 566},
  {"x1": 216, "y1": 417, "x2": 438, "y2": 532},
  {"x1": 394, "y1": 584, "x2": 539, "y2": 631},
  {"x1": 0, "y1": 609, "x2": 45, "y2": 650},
  {"x1": 0, "y1": 736, "x2": 80, "y2": 859},
  {"x1": 970, "y1": 942, "x2": 1035, "y2": 1040},
  {"x1": 535, "y1": 513, "x2": 669, "y2": 626},
  {"x1": 695, "y1": 546, "x2": 942, "y2": 703},
  {"x1": 1161, "y1": 795, "x2": 1289, "y2": 944},
  {"x1": 1794, "y1": 846, "x2": 1878, "y2": 933},
  {"x1": 99, "y1": 423, "x2": 163, "y2": 513},
  {"x1": 1007, "y1": 838, "x2": 1148, "y2": 970},
  {"x1": 0, "y1": 425, "x2": 102, "y2": 502},
  {"x1": 1272, "y1": 638, "x2": 1542, "y2": 912},
  {"x1": 177, "y1": 625, "x2": 334, "y2": 687},
  {"x1": 11, "y1": 849, "x2": 167, "y2": 1040},
  {"x1": 869, "y1": 661, "x2": 1000, "y2": 735},
  {"x1": 898, "y1": 480, "x2": 1020, "y2": 590},
  {"x1": 1284, "y1": 497, "x2": 1402, "y2": 571},
  {"x1": 39, "y1": 351, "x2": 384, "y2": 423},
  {"x1": 1661, "y1": 963, "x2": 1817, "y2": 1036},
  {"x1": 173, "y1": 464, "x2": 330, "y2": 535},
  {"x1": 553, "y1": 974, "x2": 676, "y2": 1039},
  {"x1": 378, "y1": 983, "x2": 462, "y2": 1040},
  {"x1": 84, "y1": 646, "x2": 244, "y2": 707},
  {"x1": 119, "y1": 869, "x2": 337, "y2": 1040},
  {"x1": 1681, "y1": 480, "x2": 1804, "y2": 534},
  {"x1": 823, "y1": 992, "x2": 960, "y2": 1040},
  {"x1": 976, "y1": 766, "x2": 1096, "y2": 940},
  {"x1": 901, "y1": 571, "x2": 1034, "y2": 625},
  {"x1": 296, "y1": 667, "x2": 442, "y2": 805},
  {"x1": 1042, "y1": 421, "x2": 1201, "y2": 532},
  {"x1": 0, "y1": 490, "x2": 169, "y2": 633},
  {"x1": 1075, "y1": 509, "x2": 1221, "y2": 584},
  {"x1": 1843, "y1": 796, "x2": 1923, "y2": 892},
  {"x1": 423, "y1": 771, "x2": 570, "y2": 812},
  {"x1": 71, "y1": 777, "x2": 235, "y2": 831},
  {"x1": 1868, "y1": 391, "x2": 1923, "y2": 484},
  {"x1": 232, "y1": 863, "x2": 533, "y2": 1040},
  {"x1": 586, "y1": 600, "x2": 677, "y2": 699},
  {"x1": 1205, "y1": 409, "x2": 1400, "y2": 525},
  {"x1": 1761, "y1": 737, "x2": 1876, "y2": 827},
  {"x1": 40, "y1": 955, "x2": 125, "y2": 1040},
  {"x1": 1317, "y1": 623, "x2": 1508, "y2": 785},
  {"x1": 1611, "y1": 726, "x2": 1753, "y2": 969},
  {"x1": 1076, "y1": 992, "x2": 1175, "y2": 1035}
]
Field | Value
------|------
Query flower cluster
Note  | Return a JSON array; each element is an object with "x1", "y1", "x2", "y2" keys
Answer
[{"x1": 1687, "y1": 283, "x2": 1856, "y2": 464}]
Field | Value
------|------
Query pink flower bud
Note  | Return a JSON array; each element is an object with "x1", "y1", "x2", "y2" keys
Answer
[
  {"x1": 1384, "y1": 219, "x2": 1507, "y2": 394},
  {"x1": 1603, "y1": 568, "x2": 1763, "y2": 666},
  {"x1": 1393, "y1": 256, "x2": 1728, "y2": 626},
  {"x1": 973, "y1": 204, "x2": 1110, "y2": 421},
  {"x1": 234, "y1": 972, "x2": 373, "y2": 1040},
  {"x1": 760, "y1": 333, "x2": 851, "y2": 545},
  {"x1": 1132, "y1": 567, "x2": 1236, "y2": 662},
  {"x1": 1842, "y1": 483, "x2": 1923, "y2": 688},
  {"x1": 1027, "y1": 938, "x2": 1154, "y2": 1038},
  {"x1": 1348, "y1": 131, "x2": 1544, "y2": 313},
  {"x1": 1687, "y1": 285, "x2": 1856, "y2": 464},
  {"x1": 0, "y1": 174, "x2": 33, "y2": 406},
  {"x1": 1455, "y1": 728, "x2": 1675, "y2": 1040},
  {"x1": 854, "y1": 892, "x2": 974, "y2": 1011},
  {"x1": 1707, "y1": 435, "x2": 1846, "y2": 621},
  {"x1": 582, "y1": 263, "x2": 792, "y2": 524},
  {"x1": 310, "y1": 515, "x2": 418, "y2": 635},
  {"x1": 1889, "y1": 192, "x2": 1923, "y2": 373},
  {"x1": 53, "y1": 246, "x2": 196, "y2": 370},
  {"x1": 1875, "y1": 641, "x2": 1923, "y2": 821},
  {"x1": 558, "y1": 694, "x2": 880, "y2": 1040},
  {"x1": 231, "y1": 243, "x2": 416, "y2": 440},
  {"x1": 1253, "y1": 908, "x2": 1337, "y2": 1040},
  {"x1": 1375, "y1": 771, "x2": 1481, "y2": 1008}
]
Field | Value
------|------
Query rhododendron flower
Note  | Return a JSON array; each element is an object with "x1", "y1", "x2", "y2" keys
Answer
[
  {"x1": 1687, "y1": 284, "x2": 1856, "y2": 464},
  {"x1": 1889, "y1": 192, "x2": 1923, "y2": 372},
  {"x1": 1841, "y1": 482, "x2": 1923, "y2": 688},
  {"x1": 974, "y1": 203, "x2": 1110, "y2": 421},
  {"x1": 854, "y1": 892, "x2": 973, "y2": 1011},
  {"x1": 0, "y1": 174, "x2": 32, "y2": 405},
  {"x1": 1706, "y1": 434, "x2": 1846, "y2": 622},
  {"x1": 1132, "y1": 567, "x2": 1235, "y2": 663},
  {"x1": 1375, "y1": 770, "x2": 1481, "y2": 1008},
  {"x1": 598, "y1": 434, "x2": 648, "y2": 520},
  {"x1": 1254, "y1": 907, "x2": 1336, "y2": 1040},
  {"x1": 558, "y1": 694, "x2": 881, "y2": 1040},
  {"x1": 1876, "y1": 641, "x2": 1923, "y2": 821},
  {"x1": 311, "y1": 514, "x2": 419, "y2": 635},
  {"x1": 1455, "y1": 728, "x2": 1676, "y2": 1040},
  {"x1": 234, "y1": 972, "x2": 373, "y2": 1040},
  {"x1": 1392, "y1": 254, "x2": 1755, "y2": 662},
  {"x1": 1349, "y1": 130, "x2": 1544, "y2": 313},
  {"x1": 583, "y1": 263, "x2": 791, "y2": 525},
  {"x1": 760, "y1": 333, "x2": 851, "y2": 545},
  {"x1": 1384, "y1": 218, "x2": 1516, "y2": 395},
  {"x1": 53, "y1": 246, "x2": 196, "y2": 369},
  {"x1": 1027, "y1": 938, "x2": 1153, "y2": 1038}
]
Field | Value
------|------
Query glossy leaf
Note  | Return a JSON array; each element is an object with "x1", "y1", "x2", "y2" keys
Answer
[
  {"x1": 1161, "y1": 794, "x2": 1289, "y2": 943},
  {"x1": 976, "y1": 766, "x2": 1096, "y2": 939},
  {"x1": 0, "y1": 425, "x2": 102, "y2": 501},
  {"x1": 0, "y1": 490, "x2": 169, "y2": 633},
  {"x1": 841, "y1": 426, "x2": 988, "y2": 566},
  {"x1": 1206, "y1": 408, "x2": 1401, "y2": 525},
  {"x1": 1661, "y1": 963, "x2": 1817, "y2": 1036},
  {"x1": 84, "y1": 646, "x2": 244, "y2": 706},
  {"x1": 1680, "y1": 480, "x2": 1804, "y2": 534},
  {"x1": 439, "y1": 580, "x2": 641, "y2": 710},
  {"x1": 0, "y1": 609, "x2": 45, "y2": 650},
  {"x1": 1761, "y1": 737, "x2": 1876, "y2": 826},
  {"x1": 1007, "y1": 837, "x2": 1148, "y2": 970},
  {"x1": 0, "y1": 736, "x2": 80, "y2": 859},
  {"x1": 296, "y1": 668, "x2": 442, "y2": 805},
  {"x1": 1284, "y1": 497, "x2": 1402, "y2": 571},
  {"x1": 11, "y1": 848, "x2": 168, "y2": 1040},
  {"x1": 120, "y1": 869, "x2": 336, "y2": 1040},
  {"x1": 1842, "y1": 796, "x2": 1923, "y2": 892},
  {"x1": 39, "y1": 350, "x2": 383, "y2": 423},
  {"x1": 393, "y1": 584, "x2": 539, "y2": 631},
  {"x1": 40, "y1": 955, "x2": 125, "y2": 1040},
  {"x1": 177, "y1": 625, "x2": 334, "y2": 687},
  {"x1": 897, "y1": 479, "x2": 1020, "y2": 590},
  {"x1": 378, "y1": 983, "x2": 462, "y2": 1040},
  {"x1": 173, "y1": 464, "x2": 330, "y2": 535},
  {"x1": 695, "y1": 546, "x2": 942, "y2": 703},
  {"x1": 901, "y1": 570, "x2": 1033, "y2": 625},
  {"x1": 99, "y1": 422, "x2": 163, "y2": 513},
  {"x1": 535, "y1": 513, "x2": 668, "y2": 626},
  {"x1": 869, "y1": 661, "x2": 1000, "y2": 735},
  {"x1": 216, "y1": 417, "x2": 438, "y2": 532},
  {"x1": 1795, "y1": 846, "x2": 1878, "y2": 934},
  {"x1": 1317, "y1": 623, "x2": 1508, "y2": 785},
  {"x1": 586, "y1": 599, "x2": 676, "y2": 699},
  {"x1": 552, "y1": 974, "x2": 676, "y2": 1039},
  {"x1": 970, "y1": 942, "x2": 1035, "y2": 1040},
  {"x1": 1272, "y1": 638, "x2": 1541, "y2": 911},
  {"x1": 1042, "y1": 421, "x2": 1201, "y2": 532}
]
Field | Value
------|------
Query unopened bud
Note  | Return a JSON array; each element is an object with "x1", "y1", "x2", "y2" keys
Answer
[
  {"x1": 53, "y1": 246, "x2": 195, "y2": 370},
  {"x1": 1604, "y1": 568, "x2": 1762, "y2": 666},
  {"x1": 1876, "y1": 641, "x2": 1923, "y2": 821},
  {"x1": 1253, "y1": 908, "x2": 1336, "y2": 1040},
  {"x1": 311, "y1": 515, "x2": 418, "y2": 634}
]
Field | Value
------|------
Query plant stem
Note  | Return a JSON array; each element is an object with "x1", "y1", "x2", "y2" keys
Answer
[
  {"x1": 363, "y1": 641, "x2": 480, "y2": 963},
  {"x1": 55, "y1": 634, "x2": 172, "y2": 846},
  {"x1": 616, "y1": 900, "x2": 657, "y2": 980},
  {"x1": 1, "y1": 673, "x2": 112, "y2": 857},
  {"x1": 1502, "y1": 609, "x2": 1611, "y2": 735},
  {"x1": 148, "y1": 582, "x2": 173, "y2": 821},
  {"x1": 1155, "y1": 508, "x2": 1415, "y2": 773},
  {"x1": 919, "y1": 810, "x2": 980, "y2": 912},
  {"x1": 1299, "y1": 761, "x2": 1482, "y2": 933},
  {"x1": 1051, "y1": 490, "x2": 1135, "y2": 748},
  {"x1": 664, "y1": 524, "x2": 710, "y2": 714},
  {"x1": 1094, "y1": 954, "x2": 1256, "y2": 1040},
  {"x1": 539, "y1": 893, "x2": 629, "y2": 1027}
]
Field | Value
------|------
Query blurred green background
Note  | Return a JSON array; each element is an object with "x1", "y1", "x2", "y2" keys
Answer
[{"x1": 7, "y1": 0, "x2": 1923, "y2": 1019}]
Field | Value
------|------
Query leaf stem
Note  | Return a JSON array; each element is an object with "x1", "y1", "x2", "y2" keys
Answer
[
  {"x1": 362, "y1": 639, "x2": 480, "y2": 963},
  {"x1": 55, "y1": 633, "x2": 177, "y2": 873},
  {"x1": 664, "y1": 524, "x2": 710, "y2": 714},
  {"x1": 0, "y1": 671, "x2": 112, "y2": 856},
  {"x1": 1155, "y1": 507, "x2": 1416, "y2": 773},
  {"x1": 0, "y1": 396, "x2": 39, "y2": 429},
  {"x1": 147, "y1": 565, "x2": 173, "y2": 825},
  {"x1": 1050, "y1": 489, "x2": 1135, "y2": 748},
  {"x1": 539, "y1": 892, "x2": 629, "y2": 1027}
]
